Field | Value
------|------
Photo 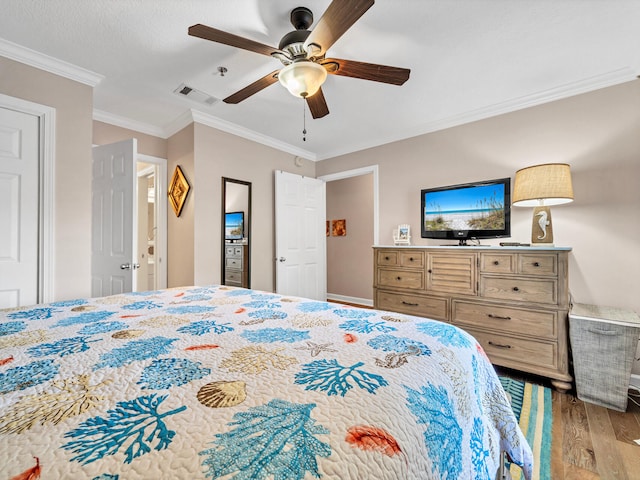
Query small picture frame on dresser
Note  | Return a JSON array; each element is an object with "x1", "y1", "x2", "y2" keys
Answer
[{"x1": 393, "y1": 224, "x2": 411, "y2": 245}]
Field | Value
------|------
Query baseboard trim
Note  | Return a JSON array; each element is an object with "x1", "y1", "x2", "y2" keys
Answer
[{"x1": 326, "y1": 293, "x2": 373, "y2": 308}]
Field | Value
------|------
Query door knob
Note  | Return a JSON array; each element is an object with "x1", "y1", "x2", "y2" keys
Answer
[
  {"x1": 278, "y1": 257, "x2": 286, "y2": 262},
  {"x1": 120, "y1": 263, "x2": 141, "y2": 270}
]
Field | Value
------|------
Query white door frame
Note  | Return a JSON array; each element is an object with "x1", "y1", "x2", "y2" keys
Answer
[
  {"x1": 0, "y1": 93, "x2": 55, "y2": 303},
  {"x1": 318, "y1": 165, "x2": 379, "y2": 245},
  {"x1": 137, "y1": 153, "x2": 167, "y2": 289}
]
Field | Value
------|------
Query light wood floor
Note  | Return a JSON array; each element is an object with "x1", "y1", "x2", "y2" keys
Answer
[
  {"x1": 550, "y1": 386, "x2": 640, "y2": 479},
  {"x1": 495, "y1": 366, "x2": 640, "y2": 480},
  {"x1": 329, "y1": 301, "x2": 640, "y2": 478}
]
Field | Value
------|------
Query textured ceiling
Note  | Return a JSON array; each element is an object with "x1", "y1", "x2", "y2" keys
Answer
[{"x1": 1, "y1": 0, "x2": 639, "y2": 160}]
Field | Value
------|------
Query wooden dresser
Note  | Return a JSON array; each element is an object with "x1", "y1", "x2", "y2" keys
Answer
[
  {"x1": 373, "y1": 246, "x2": 572, "y2": 391},
  {"x1": 224, "y1": 243, "x2": 249, "y2": 288}
]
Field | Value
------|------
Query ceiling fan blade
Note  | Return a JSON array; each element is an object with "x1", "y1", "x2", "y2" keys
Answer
[
  {"x1": 304, "y1": 0, "x2": 375, "y2": 57},
  {"x1": 321, "y1": 58, "x2": 410, "y2": 86},
  {"x1": 306, "y1": 88, "x2": 330, "y2": 119},
  {"x1": 189, "y1": 24, "x2": 281, "y2": 57},
  {"x1": 223, "y1": 70, "x2": 280, "y2": 104}
]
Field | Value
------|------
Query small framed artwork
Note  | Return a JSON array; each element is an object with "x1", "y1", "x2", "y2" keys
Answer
[
  {"x1": 332, "y1": 219, "x2": 346, "y2": 236},
  {"x1": 393, "y1": 224, "x2": 411, "y2": 245},
  {"x1": 168, "y1": 165, "x2": 190, "y2": 217}
]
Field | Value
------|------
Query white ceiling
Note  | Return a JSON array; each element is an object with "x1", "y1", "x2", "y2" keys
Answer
[{"x1": 1, "y1": 0, "x2": 639, "y2": 160}]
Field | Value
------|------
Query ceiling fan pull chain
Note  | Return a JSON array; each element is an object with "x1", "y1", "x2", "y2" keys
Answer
[{"x1": 302, "y1": 97, "x2": 307, "y2": 141}]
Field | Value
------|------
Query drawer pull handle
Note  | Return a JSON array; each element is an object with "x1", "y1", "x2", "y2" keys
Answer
[
  {"x1": 533, "y1": 262, "x2": 540, "y2": 267},
  {"x1": 427, "y1": 269, "x2": 432, "y2": 274},
  {"x1": 493, "y1": 260, "x2": 500, "y2": 265},
  {"x1": 402, "y1": 301, "x2": 419, "y2": 307},
  {"x1": 396, "y1": 276, "x2": 402, "y2": 281},
  {"x1": 512, "y1": 286, "x2": 520, "y2": 292},
  {"x1": 385, "y1": 256, "x2": 390, "y2": 261},
  {"x1": 488, "y1": 314, "x2": 511, "y2": 320},
  {"x1": 488, "y1": 341, "x2": 512, "y2": 349},
  {"x1": 587, "y1": 328, "x2": 620, "y2": 336}
]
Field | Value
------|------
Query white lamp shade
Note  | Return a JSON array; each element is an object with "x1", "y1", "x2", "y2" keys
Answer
[
  {"x1": 512, "y1": 163, "x2": 574, "y2": 207},
  {"x1": 278, "y1": 61, "x2": 327, "y2": 98}
]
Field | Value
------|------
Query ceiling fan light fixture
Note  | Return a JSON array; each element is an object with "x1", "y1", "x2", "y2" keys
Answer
[{"x1": 278, "y1": 61, "x2": 327, "y2": 98}]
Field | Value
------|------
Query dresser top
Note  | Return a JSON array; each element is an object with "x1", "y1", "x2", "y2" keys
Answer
[{"x1": 373, "y1": 245, "x2": 572, "y2": 252}]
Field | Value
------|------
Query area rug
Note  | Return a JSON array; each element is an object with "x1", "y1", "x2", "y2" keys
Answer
[{"x1": 499, "y1": 376, "x2": 553, "y2": 480}]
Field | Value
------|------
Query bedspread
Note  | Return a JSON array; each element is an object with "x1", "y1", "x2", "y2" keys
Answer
[{"x1": 1, "y1": 285, "x2": 533, "y2": 479}]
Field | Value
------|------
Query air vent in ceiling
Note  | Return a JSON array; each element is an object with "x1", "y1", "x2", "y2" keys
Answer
[{"x1": 173, "y1": 83, "x2": 217, "y2": 106}]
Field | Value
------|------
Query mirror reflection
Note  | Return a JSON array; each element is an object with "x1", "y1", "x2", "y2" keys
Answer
[{"x1": 221, "y1": 177, "x2": 251, "y2": 288}]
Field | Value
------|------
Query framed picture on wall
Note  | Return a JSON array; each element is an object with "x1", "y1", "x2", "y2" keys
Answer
[{"x1": 168, "y1": 166, "x2": 190, "y2": 217}]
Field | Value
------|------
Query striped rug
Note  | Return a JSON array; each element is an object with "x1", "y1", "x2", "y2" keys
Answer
[{"x1": 499, "y1": 377, "x2": 553, "y2": 480}]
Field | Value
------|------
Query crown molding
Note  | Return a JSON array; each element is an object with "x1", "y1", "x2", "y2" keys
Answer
[
  {"x1": 0, "y1": 37, "x2": 103, "y2": 87},
  {"x1": 317, "y1": 67, "x2": 638, "y2": 160},
  {"x1": 93, "y1": 109, "x2": 166, "y2": 138},
  {"x1": 165, "y1": 109, "x2": 317, "y2": 160}
]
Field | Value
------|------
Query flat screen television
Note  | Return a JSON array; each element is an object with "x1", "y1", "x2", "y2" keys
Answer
[
  {"x1": 225, "y1": 211, "x2": 244, "y2": 241},
  {"x1": 421, "y1": 177, "x2": 511, "y2": 245}
]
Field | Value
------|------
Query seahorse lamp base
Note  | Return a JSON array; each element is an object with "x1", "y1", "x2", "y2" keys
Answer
[{"x1": 530, "y1": 206, "x2": 554, "y2": 245}]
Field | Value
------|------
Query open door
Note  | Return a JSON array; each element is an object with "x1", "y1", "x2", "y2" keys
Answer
[
  {"x1": 275, "y1": 170, "x2": 326, "y2": 300},
  {"x1": 91, "y1": 139, "x2": 138, "y2": 297}
]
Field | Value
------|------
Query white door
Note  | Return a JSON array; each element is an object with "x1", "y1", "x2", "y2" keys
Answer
[
  {"x1": 275, "y1": 170, "x2": 326, "y2": 300},
  {"x1": 91, "y1": 139, "x2": 138, "y2": 297},
  {"x1": 0, "y1": 107, "x2": 39, "y2": 308}
]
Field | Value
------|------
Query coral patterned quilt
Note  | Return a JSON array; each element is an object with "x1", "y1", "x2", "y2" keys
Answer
[{"x1": 1, "y1": 286, "x2": 533, "y2": 479}]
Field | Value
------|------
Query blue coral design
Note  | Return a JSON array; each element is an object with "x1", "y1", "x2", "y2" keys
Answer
[
  {"x1": 367, "y1": 334, "x2": 431, "y2": 356},
  {"x1": 122, "y1": 301, "x2": 162, "y2": 311},
  {"x1": 177, "y1": 320, "x2": 233, "y2": 336},
  {"x1": 247, "y1": 309, "x2": 288, "y2": 321},
  {"x1": 199, "y1": 399, "x2": 331, "y2": 479},
  {"x1": 416, "y1": 321, "x2": 473, "y2": 348},
  {"x1": 297, "y1": 302, "x2": 332, "y2": 313},
  {"x1": 78, "y1": 321, "x2": 129, "y2": 336},
  {"x1": 0, "y1": 359, "x2": 59, "y2": 394},
  {"x1": 94, "y1": 337, "x2": 178, "y2": 370},
  {"x1": 242, "y1": 301, "x2": 281, "y2": 309},
  {"x1": 332, "y1": 309, "x2": 376, "y2": 319},
  {"x1": 295, "y1": 359, "x2": 388, "y2": 396},
  {"x1": 8, "y1": 307, "x2": 60, "y2": 321},
  {"x1": 27, "y1": 336, "x2": 99, "y2": 358},
  {"x1": 405, "y1": 383, "x2": 463, "y2": 478},
  {"x1": 0, "y1": 320, "x2": 27, "y2": 336},
  {"x1": 166, "y1": 305, "x2": 215, "y2": 315},
  {"x1": 339, "y1": 319, "x2": 397, "y2": 334},
  {"x1": 54, "y1": 311, "x2": 115, "y2": 328},
  {"x1": 50, "y1": 299, "x2": 88, "y2": 308},
  {"x1": 138, "y1": 358, "x2": 211, "y2": 389},
  {"x1": 241, "y1": 328, "x2": 309, "y2": 343}
]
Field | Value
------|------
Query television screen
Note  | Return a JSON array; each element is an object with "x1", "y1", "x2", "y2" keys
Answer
[
  {"x1": 225, "y1": 211, "x2": 244, "y2": 240},
  {"x1": 421, "y1": 178, "x2": 511, "y2": 244}
]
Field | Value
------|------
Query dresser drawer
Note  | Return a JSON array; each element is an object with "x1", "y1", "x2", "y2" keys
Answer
[
  {"x1": 225, "y1": 257, "x2": 243, "y2": 269},
  {"x1": 464, "y1": 327, "x2": 558, "y2": 371},
  {"x1": 225, "y1": 270, "x2": 242, "y2": 284},
  {"x1": 518, "y1": 254, "x2": 557, "y2": 276},
  {"x1": 480, "y1": 276, "x2": 557, "y2": 305},
  {"x1": 398, "y1": 251, "x2": 425, "y2": 268},
  {"x1": 480, "y1": 253, "x2": 516, "y2": 274},
  {"x1": 376, "y1": 290, "x2": 448, "y2": 321},
  {"x1": 377, "y1": 268, "x2": 423, "y2": 290},
  {"x1": 376, "y1": 250, "x2": 398, "y2": 266},
  {"x1": 452, "y1": 301, "x2": 557, "y2": 339}
]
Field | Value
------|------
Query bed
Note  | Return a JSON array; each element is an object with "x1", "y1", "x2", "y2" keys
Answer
[{"x1": 1, "y1": 285, "x2": 532, "y2": 479}]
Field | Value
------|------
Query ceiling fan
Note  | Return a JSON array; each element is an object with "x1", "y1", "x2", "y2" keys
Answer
[{"x1": 188, "y1": 0, "x2": 410, "y2": 119}]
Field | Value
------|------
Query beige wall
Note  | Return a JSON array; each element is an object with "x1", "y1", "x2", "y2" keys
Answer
[
  {"x1": 93, "y1": 121, "x2": 167, "y2": 158},
  {"x1": 0, "y1": 56, "x2": 93, "y2": 301},
  {"x1": 167, "y1": 124, "x2": 195, "y2": 288},
  {"x1": 318, "y1": 80, "x2": 640, "y2": 317},
  {"x1": 191, "y1": 123, "x2": 315, "y2": 292},
  {"x1": 326, "y1": 174, "x2": 374, "y2": 302}
]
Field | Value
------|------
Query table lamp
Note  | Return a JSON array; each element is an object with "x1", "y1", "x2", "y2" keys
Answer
[{"x1": 512, "y1": 163, "x2": 573, "y2": 245}]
